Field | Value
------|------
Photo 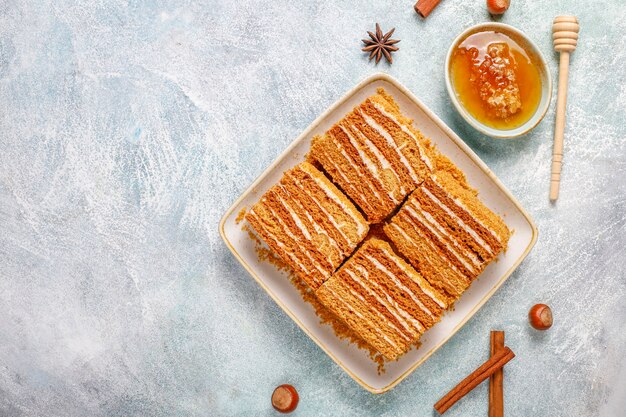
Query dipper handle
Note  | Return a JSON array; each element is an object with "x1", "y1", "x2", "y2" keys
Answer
[{"x1": 550, "y1": 16, "x2": 579, "y2": 201}]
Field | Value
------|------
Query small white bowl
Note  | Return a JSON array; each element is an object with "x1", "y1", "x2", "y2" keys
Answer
[{"x1": 445, "y1": 22, "x2": 552, "y2": 139}]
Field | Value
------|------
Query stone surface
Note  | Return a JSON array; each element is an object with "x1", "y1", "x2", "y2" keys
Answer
[{"x1": 0, "y1": 1, "x2": 625, "y2": 416}]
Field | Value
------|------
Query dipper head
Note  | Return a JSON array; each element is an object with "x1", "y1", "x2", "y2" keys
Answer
[{"x1": 553, "y1": 16, "x2": 579, "y2": 53}]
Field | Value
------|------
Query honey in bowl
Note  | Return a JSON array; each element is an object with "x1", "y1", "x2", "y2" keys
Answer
[{"x1": 450, "y1": 30, "x2": 542, "y2": 130}]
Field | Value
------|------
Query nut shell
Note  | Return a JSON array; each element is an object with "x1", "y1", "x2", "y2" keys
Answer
[
  {"x1": 529, "y1": 304, "x2": 553, "y2": 330},
  {"x1": 271, "y1": 384, "x2": 299, "y2": 413},
  {"x1": 487, "y1": 0, "x2": 510, "y2": 15}
]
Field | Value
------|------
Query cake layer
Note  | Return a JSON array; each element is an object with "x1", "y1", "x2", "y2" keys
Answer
[
  {"x1": 316, "y1": 238, "x2": 447, "y2": 361},
  {"x1": 384, "y1": 172, "x2": 511, "y2": 303},
  {"x1": 310, "y1": 88, "x2": 432, "y2": 223},
  {"x1": 246, "y1": 162, "x2": 369, "y2": 290}
]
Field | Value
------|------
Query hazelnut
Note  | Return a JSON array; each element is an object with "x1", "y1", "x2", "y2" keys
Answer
[
  {"x1": 486, "y1": 0, "x2": 510, "y2": 15},
  {"x1": 271, "y1": 384, "x2": 299, "y2": 413},
  {"x1": 529, "y1": 304, "x2": 553, "y2": 330}
]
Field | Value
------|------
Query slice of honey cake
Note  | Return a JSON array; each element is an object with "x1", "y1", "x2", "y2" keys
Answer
[
  {"x1": 309, "y1": 88, "x2": 432, "y2": 223},
  {"x1": 246, "y1": 162, "x2": 369, "y2": 290},
  {"x1": 384, "y1": 172, "x2": 511, "y2": 303},
  {"x1": 372, "y1": 89, "x2": 470, "y2": 186},
  {"x1": 315, "y1": 238, "x2": 447, "y2": 361}
]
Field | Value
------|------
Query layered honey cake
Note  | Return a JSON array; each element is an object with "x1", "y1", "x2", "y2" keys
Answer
[
  {"x1": 246, "y1": 162, "x2": 369, "y2": 290},
  {"x1": 384, "y1": 172, "x2": 511, "y2": 303},
  {"x1": 309, "y1": 88, "x2": 433, "y2": 222},
  {"x1": 315, "y1": 238, "x2": 448, "y2": 361},
  {"x1": 245, "y1": 88, "x2": 512, "y2": 363}
]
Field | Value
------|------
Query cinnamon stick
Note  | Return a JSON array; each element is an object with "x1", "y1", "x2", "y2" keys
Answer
[
  {"x1": 434, "y1": 346, "x2": 515, "y2": 415},
  {"x1": 489, "y1": 331, "x2": 505, "y2": 417},
  {"x1": 414, "y1": 0, "x2": 442, "y2": 18}
]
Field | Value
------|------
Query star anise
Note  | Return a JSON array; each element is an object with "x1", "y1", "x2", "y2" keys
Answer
[{"x1": 362, "y1": 23, "x2": 400, "y2": 64}]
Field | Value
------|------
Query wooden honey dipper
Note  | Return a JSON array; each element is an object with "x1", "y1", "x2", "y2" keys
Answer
[{"x1": 550, "y1": 16, "x2": 580, "y2": 201}]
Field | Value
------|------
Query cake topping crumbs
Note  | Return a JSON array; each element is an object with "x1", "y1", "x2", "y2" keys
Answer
[
  {"x1": 361, "y1": 23, "x2": 400, "y2": 64},
  {"x1": 235, "y1": 207, "x2": 247, "y2": 225},
  {"x1": 244, "y1": 224, "x2": 291, "y2": 272}
]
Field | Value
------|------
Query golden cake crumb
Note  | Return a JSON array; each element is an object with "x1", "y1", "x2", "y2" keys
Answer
[
  {"x1": 244, "y1": 224, "x2": 291, "y2": 272},
  {"x1": 235, "y1": 207, "x2": 247, "y2": 225}
]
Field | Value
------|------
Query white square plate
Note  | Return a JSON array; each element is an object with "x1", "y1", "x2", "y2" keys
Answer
[{"x1": 219, "y1": 73, "x2": 537, "y2": 393}]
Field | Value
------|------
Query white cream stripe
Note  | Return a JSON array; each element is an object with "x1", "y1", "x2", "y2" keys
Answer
[
  {"x1": 340, "y1": 276, "x2": 412, "y2": 343},
  {"x1": 272, "y1": 191, "x2": 336, "y2": 271},
  {"x1": 371, "y1": 102, "x2": 433, "y2": 171},
  {"x1": 411, "y1": 200, "x2": 482, "y2": 268},
  {"x1": 398, "y1": 213, "x2": 469, "y2": 282},
  {"x1": 431, "y1": 176, "x2": 502, "y2": 243},
  {"x1": 378, "y1": 247, "x2": 447, "y2": 309},
  {"x1": 248, "y1": 209, "x2": 315, "y2": 278},
  {"x1": 421, "y1": 186, "x2": 496, "y2": 255},
  {"x1": 339, "y1": 124, "x2": 399, "y2": 204},
  {"x1": 329, "y1": 131, "x2": 385, "y2": 209},
  {"x1": 348, "y1": 122, "x2": 406, "y2": 195},
  {"x1": 405, "y1": 205, "x2": 478, "y2": 275},
  {"x1": 286, "y1": 175, "x2": 351, "y2": 248},
  {"x1": 264, "y1": 204, "x2": 330, "y2": 278},
  {"x1": 389, "y1": 222, "x2": 450, "y2": 286},
  {"x1": 323, "y1": 285, "x2": 401, "y2": 351},
  {"x1": 345, "y1": 271, "x2": 415, "y2": 341},
  {"x1": 359, "y1": 109, "x2": 421, "y2": 184},
  {"x1": 279, "y1": 184, "x2": 343, "y2": 255},
  {"x1": 298, "y1": 166, "x2": 368, "y2": 238},
  {"x1": 353, "y1": 265, "x2": 424, "y2": 332},
  {"x1": 273, "y1": 192, "x2": 312, "y2": 241},
  {"x1": 346, "y1": 267, "x2": 420, "y2": 339},
  {"x1": 389, "y1": 222, "x2": 467, "y2": 295},
  {"x1": 322, "y1": 154, "x2": 372, "y2": 214},
  {"x1": 365, "y1": 254, "x2": 436, "y2": 321}
]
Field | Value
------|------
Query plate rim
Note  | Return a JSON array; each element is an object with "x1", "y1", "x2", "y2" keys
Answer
[{"x1": 218, "y1": 72, "x2": 538, "y2": 394}]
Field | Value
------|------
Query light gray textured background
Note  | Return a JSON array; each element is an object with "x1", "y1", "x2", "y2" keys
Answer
[{"x1": 1, "y1": 1, "x2": 625, "y2": 416}]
